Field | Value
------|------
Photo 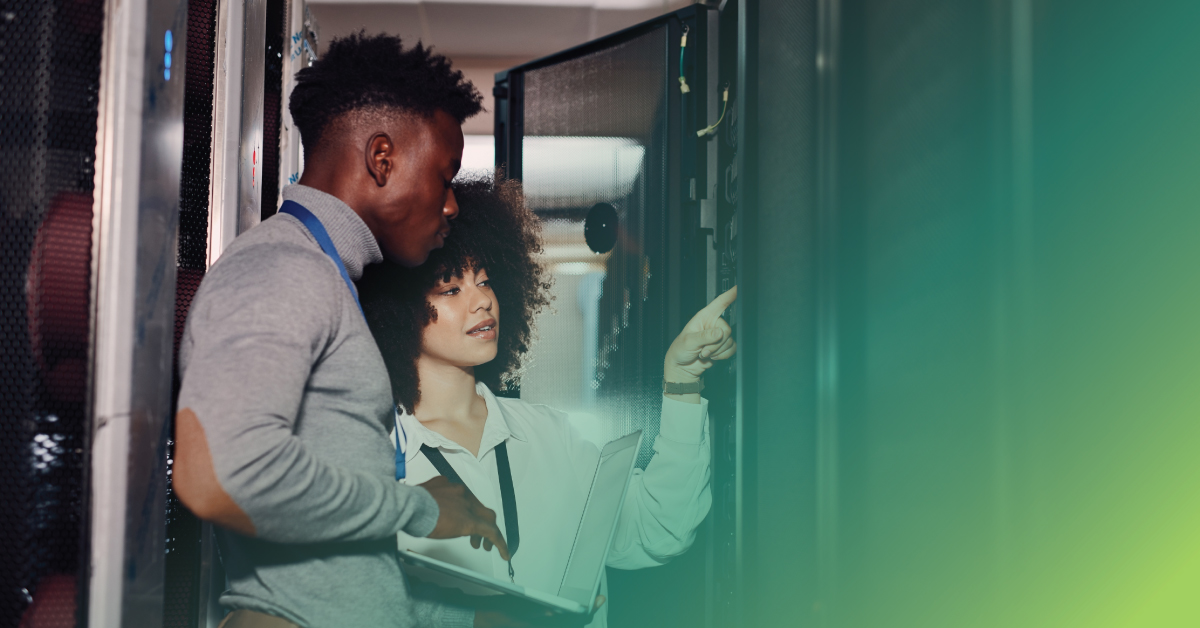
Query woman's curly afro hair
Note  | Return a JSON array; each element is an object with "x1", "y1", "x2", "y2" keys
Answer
[
  {"x1": 289, "y1": 32, "x2": 483, "y2": 151},
  {"x1": 358, "y1": 173, "x2": 552, "y2": 413}
]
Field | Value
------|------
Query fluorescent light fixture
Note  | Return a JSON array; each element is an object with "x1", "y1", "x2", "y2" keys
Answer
[
  {"x1": 523, "y1": 136, "x2": 645, "y2": 208},
  {"x1": 552, "y1": 262, "x2": 604, "y2": 275},
  {"x1": 458, "y1": 135, "x2": 647, "y2": 209},
  {"x1": 458, "y1": 134, "x2": 496, "y2": 178}
]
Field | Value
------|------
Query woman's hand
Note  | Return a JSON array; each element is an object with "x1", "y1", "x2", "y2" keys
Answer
[{"x1": 663, "y1": 286, "x2": 738, "y2": 400}]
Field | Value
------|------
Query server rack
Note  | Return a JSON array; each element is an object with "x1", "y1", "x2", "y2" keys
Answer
[
  {"x1": 164, "y1": 0, "x2": 307, "y2": 626},
  {"x1": 494, "y1": 5, "x2": 732, "y2": 626},
  {"x1": 88, "y1": 0, "x2": 190, "y2": 624},
  {"x1": 1, "y1": 0, "x2": 111, "y2": 625},
  {"x1": 0, "y1": 0, "x2": 300, "y2": 624}
]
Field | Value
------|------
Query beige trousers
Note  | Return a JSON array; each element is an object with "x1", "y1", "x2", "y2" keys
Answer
[{"x1": 216, "y1": 609, "x2": 301, "y2": 628}]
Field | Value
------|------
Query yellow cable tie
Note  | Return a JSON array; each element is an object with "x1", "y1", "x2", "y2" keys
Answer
[
  {"x1": 697, "y1": 87, "x2": 730, "y2": 137},
  {"x1": 679, "y1": 26, "x2": 690, "y2": 93}
]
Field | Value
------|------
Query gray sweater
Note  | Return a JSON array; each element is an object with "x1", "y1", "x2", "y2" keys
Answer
[{"x1": 178, "y1": 185, "x2": 472, "y2": 628}]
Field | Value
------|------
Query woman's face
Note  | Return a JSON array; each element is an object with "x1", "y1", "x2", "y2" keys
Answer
[{"x1": 421, "y1": 266, "x2": 500, "y2": 368}]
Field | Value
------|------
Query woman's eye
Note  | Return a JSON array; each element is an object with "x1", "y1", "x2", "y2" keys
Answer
[
  {"x1": 440, "y1": 286, "x2": 459, "y2": 296},
  {"x1": 478, "y1": 280, "x2": 490, "y2": 288}
]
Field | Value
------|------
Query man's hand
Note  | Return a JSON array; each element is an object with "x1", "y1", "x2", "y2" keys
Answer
[
  {"x1": 420, "y1": 475, "x2": 511, "y2": 560},
  {"x1": 663, "y1": 286, "x2": 738, "y2": 392},
  {"x1": 472, "y1": 595, "x2": 606, "y2": 628}
]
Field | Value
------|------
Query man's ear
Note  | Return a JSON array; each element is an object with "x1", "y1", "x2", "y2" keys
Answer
[{"x1": 365, "y1": 132, "x2": 393, "y2": 187}]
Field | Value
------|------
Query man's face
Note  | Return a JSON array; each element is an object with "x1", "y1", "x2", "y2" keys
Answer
[{"x1": 374, "y1": 109, "x2": 464, "y2": 267}]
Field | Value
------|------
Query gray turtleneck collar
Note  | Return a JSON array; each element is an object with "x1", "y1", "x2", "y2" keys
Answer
[{"x1": 280, "y1": 184, "x2": 383, "y2": 280}]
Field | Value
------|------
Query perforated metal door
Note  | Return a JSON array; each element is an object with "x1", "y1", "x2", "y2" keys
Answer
[
  {"x1": 162, "y1": 0, "x2": 220, "y2": 625},
  {"x1": 511, "y1": 27, "x2": 672, "y2": 468},
  {"x1": 496, "y1": 9, "x2": 713, "y2": 628},
  {"x1": 0, "y1": 0, "x2": 106, "y2": 625}
]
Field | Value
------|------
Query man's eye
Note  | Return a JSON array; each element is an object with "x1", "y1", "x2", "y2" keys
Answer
[{"x1": 443, "y1": 179, "x2": 452, "y2": 189}]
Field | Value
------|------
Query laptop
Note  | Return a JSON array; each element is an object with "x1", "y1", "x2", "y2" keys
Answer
[{"x1": 398, "y1": 430, "x2": 645, "y2": 614}]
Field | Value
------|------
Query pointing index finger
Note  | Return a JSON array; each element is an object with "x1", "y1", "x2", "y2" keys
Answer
[{"x1": 702, "y1": 286, "x2": 738, "y2": 317}]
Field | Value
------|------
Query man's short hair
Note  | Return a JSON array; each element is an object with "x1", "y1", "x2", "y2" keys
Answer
[{"x1": 289, "y1": 32, "x2": 483, "y2": 151}]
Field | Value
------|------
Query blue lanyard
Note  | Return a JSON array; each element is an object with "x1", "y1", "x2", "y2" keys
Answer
[
  {"x1": 280, "y1": 201, "x2": 405, "y2": 479},
  {"x1": 278, "y1": 200, "x2": 363, "y2": 316}
]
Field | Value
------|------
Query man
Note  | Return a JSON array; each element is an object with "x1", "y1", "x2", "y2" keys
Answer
[{"x1": 174, "y1": 34, "x2": 507, "y2": 628}]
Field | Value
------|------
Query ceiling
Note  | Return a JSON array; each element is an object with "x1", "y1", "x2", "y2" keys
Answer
[
  {"x1": 307, "y1": 0, "x2": 691, "y2": 133},
  {"x1": 310, "y1": 0, "x2": 675, "y2": 7},
  {"x1": 306, "y1": 1, "x2": 690, "y2": 58}
]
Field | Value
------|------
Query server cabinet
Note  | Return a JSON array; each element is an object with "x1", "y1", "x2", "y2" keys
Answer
[
  {"x1": 164, "y1": 0, "x2": 309, "y2": 626},
  {"x1": 494, "y1": 5, "x2": 716, "y2": 627},
  {"x1": 0, "y1": 0, "x2": 109, "y2": 625},
  {"x1": 89, "y1": 0, "x2": 190, "y2": 624},
  {"x1": 1, "y1": 0, "x2": 306, "y2": 624}
]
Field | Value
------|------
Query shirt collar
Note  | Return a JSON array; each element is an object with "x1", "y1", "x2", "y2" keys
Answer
[
  {"x1": 396, "y1": 382, "x2": 527, "y2": 463},
  {"x1": 280, "y1": 184, "x2": 383, "y2": 281}
]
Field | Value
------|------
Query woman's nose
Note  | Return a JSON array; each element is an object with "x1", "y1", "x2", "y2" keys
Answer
[{"x1": 470, "y1": 285, "x2": 492, "y2": 312}]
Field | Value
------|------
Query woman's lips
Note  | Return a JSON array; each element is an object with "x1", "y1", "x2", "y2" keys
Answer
[
  {"x1": 467, "y1": 319, "x2": 497, "y2": 340},
  {"x1": 468, "y1": 327, "x2": 497, "y2": 340}
]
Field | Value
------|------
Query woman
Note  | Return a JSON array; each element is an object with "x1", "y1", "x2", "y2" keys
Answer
[{"x1": 358, "y1": 174, "x2": 736, "y2": 628}]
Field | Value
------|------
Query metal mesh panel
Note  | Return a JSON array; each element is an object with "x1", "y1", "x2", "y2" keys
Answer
[
  {"x1": 517, "y1": 27, "x2": 669, "y2": 467},
  {"x1": 163, "y1": 266, "x2": 205, "y2": 628},
  {"x1": 177, "y1": 0, "x2": 218, "y2": 272},
  {"x1": 0, "y1": 0, "x2": 105, "y2": 624},
  {"x1": 261, "y1": 0, "x2": 285, "y2": 219},
  {"x1": 163, "y1": 0, "x2": 219, "y2": 624}
]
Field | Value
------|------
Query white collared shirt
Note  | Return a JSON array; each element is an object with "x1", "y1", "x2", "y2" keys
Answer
[{"x1": 395, "y1": 382, "x2": 711, "y2": 628}]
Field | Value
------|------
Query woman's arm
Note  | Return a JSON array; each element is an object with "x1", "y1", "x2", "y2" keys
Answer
[
  {"x1": 604, "y1": 287, "x2": 737, "y2": 568},
  {"x1": 605, "y1": 397, "x2": 712, "y2": 569}
]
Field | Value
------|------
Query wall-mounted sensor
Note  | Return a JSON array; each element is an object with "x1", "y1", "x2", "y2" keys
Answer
[{"x1": 585, "y1": 202, "x2": 619, "y2": 254}]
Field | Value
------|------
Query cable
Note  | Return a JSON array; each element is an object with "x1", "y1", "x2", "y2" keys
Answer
[
  {"x1": 697, "y1": 84, "x2": 729, "y2": 137},
  {"x1": 678, "y1": 25, "x2": 691, "y2": 94}
]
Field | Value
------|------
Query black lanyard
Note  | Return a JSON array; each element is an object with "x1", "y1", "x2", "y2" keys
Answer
[{"x1": 421, "y1": 442, "x2": 520, "y2": 581}]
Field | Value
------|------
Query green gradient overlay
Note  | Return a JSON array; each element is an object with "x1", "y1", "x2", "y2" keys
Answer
[{"x1": 741, "y1": 0, "x2": 1200, "y2": 626}]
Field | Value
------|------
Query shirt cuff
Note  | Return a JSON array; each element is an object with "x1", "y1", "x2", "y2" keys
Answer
[
  {"x1": 658, "y1": 396, "x2": 708, "y2": 445},
  {"x1": 402, "y1": 485, "x2": 441, "y2": 538}
]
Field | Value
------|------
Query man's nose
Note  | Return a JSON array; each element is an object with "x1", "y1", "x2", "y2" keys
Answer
[{"x1": 444, "y1": 188, "x2": 459, "y2": 220}]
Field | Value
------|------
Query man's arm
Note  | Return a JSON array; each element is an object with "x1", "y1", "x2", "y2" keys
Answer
[
  {"x1": 176, "y1": 244, "x2": 509, "y2": 553},
  {"x1": 174, "y1": 246, "x2": 430, "y2": 543},
  {"x1": 173, "y1": 407, "x2": 255, "y2": 535},
  {"x1": 175, "y1": 406, "x2": 508, "y2": 552}
]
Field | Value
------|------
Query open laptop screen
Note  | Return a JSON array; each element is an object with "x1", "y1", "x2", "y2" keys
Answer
[{"x1": 557, "y1": 432, "x2": 642, "y2": 605}]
